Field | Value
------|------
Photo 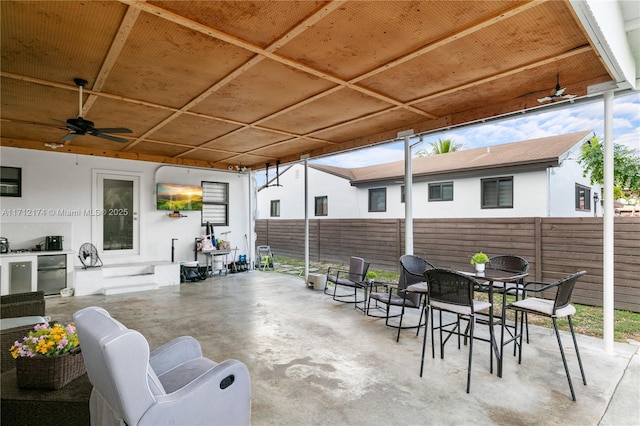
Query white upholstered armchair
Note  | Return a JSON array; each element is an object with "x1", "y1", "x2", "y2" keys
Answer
[{"x1": 73, "y1": 306, "x2": 251, "y2": 425}]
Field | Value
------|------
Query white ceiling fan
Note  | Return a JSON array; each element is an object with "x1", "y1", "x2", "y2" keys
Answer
[{"x1": 537, "y1": 74, "x2": 577, "y2": 103}]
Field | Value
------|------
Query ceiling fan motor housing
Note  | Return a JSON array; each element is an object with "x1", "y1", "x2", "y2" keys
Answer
[{"x1": 67, "y1": 117, "x2": 94, "y2": 132}]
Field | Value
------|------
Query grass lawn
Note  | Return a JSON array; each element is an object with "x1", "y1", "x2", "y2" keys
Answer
[{"x1": 274, "y1": 256, "x2": 640, "y2": 344}]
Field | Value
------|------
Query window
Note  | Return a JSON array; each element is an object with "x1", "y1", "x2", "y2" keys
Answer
[
  {"x1": 270, "y1": 200, "x2": 280, "y2": 217},
  {"x1": 315, "y1": 196, "x2": 328, "y2": 216},
  {"x1": 575, "y1": 184, "x2": 591, "y2": 211},
  {"x1": 202, "y1": 181, "x2": 229, "y2": 225},
  {"x1": 368, "y1": 188, "x2": 387, "y2": 212},
  {"x1": 400, "y1": 185, "x2": 405, "y2": 203},
  {"x1": 429, "y1": 182, "x2": 453, "y2": 201},
  {"x1": 0, "y1": 166, "x2": 21, "y2": 197},
  {"x1": 481, "y1": 177, "x2": 513, "y2": 208}
]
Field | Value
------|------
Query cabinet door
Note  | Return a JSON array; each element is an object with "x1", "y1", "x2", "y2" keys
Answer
[{"x1": 10, "y1": 261, "x2": 32, "y2": 294}]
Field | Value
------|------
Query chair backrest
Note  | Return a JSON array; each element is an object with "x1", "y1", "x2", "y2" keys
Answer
[
  {"x1": 488, "y1": 255, "x2": 529, "y2": 274},
  {"x1": 425, "y1": 268, "x2": 477, "y2": 307},
  {"x1": 399, "y1": 255, "x2": 434, "y2": 287},
  {"x1": 553, "y1": 271, "x2": 587, "y2": 313},
  {"x1": 74, "y1": 307, "x2": 161, "y2": 425},
  {"x1": 399, "y1": 255, "x2": 434, "y2": 305},
  {"x1": 348, "y1": 256, "x2": 368, "y2": 282}
]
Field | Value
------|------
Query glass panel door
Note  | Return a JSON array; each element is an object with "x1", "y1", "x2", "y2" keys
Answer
[{"x1": 95, "y1": 172, "x2": 139, "y2": 255}]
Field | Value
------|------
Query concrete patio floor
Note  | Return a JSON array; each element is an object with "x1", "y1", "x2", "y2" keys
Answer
[{"x1": 45, "y1": 270, "x2": 639, "y2": 425}]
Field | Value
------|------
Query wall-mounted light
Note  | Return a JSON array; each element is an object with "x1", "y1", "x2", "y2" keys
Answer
[
  {"x1": 44, "y1": 142, "x2": 64, "y2": 149},
  {"x1": 593, "y1": 192, "x2": 600, "y2": 217}
]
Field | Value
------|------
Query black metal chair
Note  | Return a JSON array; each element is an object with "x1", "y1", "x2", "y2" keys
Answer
[
  {"x1": 476, "y1": 255, "x2": 530, "y2": 345},
  {"x1": 502, "y1": 270, "x2": 587, "y2": 401},
  {"x1": 325, "y1": 256, "x2": 370, "y2": 305},
  {"x1": 367, "y1": 256, "x2": 433, "y2": 337},
  {"x1": 421, "y1": 268, "x2": 493, "y2": 394},
  {"x1": 394, "y1": 255, "x2": 435, "y2": 342}
]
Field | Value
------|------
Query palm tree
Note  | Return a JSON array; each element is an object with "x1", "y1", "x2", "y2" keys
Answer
[{"x1": 416, "y1": 138, "x2": 463, "y2": 157}]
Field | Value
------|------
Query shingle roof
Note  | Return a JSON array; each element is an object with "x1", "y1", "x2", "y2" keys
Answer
[{"x1": 341, "y1": 130, "x2": 593, "y2": 185}]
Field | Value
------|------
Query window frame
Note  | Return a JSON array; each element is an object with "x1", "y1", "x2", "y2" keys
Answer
[
  {"x1": 575, "y1": 184, "x2": 591, "y2": 211},
  {"x1": 0, "y1": 166, "x2": 22, "y2": 197},
  {"x1": 314, "y1": 196, "x2": 328, "y2": 216},
  {"x1": 201, "y1": 181, "x2": 229, "y2": 226},
  {"x1": 270, "y1": 200, "x2": 280, "y2": 217},
  {"x1": 368, "y1": 187, "x2": 387, "y2": 212},
  {"x1": 428, "y1": 181, "x2": 454, "y2": 202},
  {"x1": 481, "y1": 176, "x2": 513, "y2": 209}
]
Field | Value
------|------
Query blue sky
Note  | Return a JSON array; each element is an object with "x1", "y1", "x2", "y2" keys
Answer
[
  {"x1": 313, "y1": 91, "x2": 640, "y2": 168},
  {"x1": 259, "y1": 92, "x2": 639, "y2": 183}
]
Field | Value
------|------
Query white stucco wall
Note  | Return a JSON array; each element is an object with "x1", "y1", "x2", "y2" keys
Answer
[
  {"x1": 0, "y1": 147, "x2": 253, "y2": 266},
  {"x1": 354, "y1": 170, "x2": 551, "y2": 218},
  {"x1": 257, "y1": 164, "x2": 359, "y2": 219},
  {"x1": 548, "y1": 144, "x2": 602, "y2": 217}
]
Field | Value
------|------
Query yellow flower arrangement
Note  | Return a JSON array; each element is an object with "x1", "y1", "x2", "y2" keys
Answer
[{"x1": 10, "y1": 322, "x2": 79, "y2": 358}]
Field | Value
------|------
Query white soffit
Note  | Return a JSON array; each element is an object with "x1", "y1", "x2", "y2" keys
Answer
[{"x1": 570, "y1": 0, "x2": 638, "y2": 90}]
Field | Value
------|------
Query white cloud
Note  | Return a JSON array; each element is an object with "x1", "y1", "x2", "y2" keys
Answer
[{"x1": 257, "y1": 92, "x2": 639, "y2": 183}]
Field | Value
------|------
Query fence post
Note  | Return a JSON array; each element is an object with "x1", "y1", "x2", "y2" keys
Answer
[{"x1": 535, "y1": 217, "x2": 542, "y2": 281}]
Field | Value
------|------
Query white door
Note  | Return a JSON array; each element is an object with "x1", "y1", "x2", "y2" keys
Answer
[{"x1": 94, "y1": 171, "x2": 140, "y2": 256}]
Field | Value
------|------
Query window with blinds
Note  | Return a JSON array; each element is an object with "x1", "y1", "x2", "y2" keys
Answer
[
  {"x1": 575, "y1": 184, "x2": 591, "y2": 211},
  {"x1": 315, "y1": 196, "x2": 328, "y2": 216},
  {"x1": 201, "y1": 181, "x2": 229, "y2": 225},
  {"x1": 481, "y1": 177, "x2": 513, "y2": 208},
  {"x1": 270, "y1": 200, "x2": 280, "y2": 217}
]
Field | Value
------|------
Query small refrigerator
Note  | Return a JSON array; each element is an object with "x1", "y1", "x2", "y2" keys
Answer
[{"x1": 38, "y1": 254, "x2": 67, "y2": 295}]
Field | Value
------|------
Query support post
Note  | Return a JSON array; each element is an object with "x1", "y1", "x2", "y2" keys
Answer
[{"x1": 603, "y1": 90, "x2": 614, "y2": 353}]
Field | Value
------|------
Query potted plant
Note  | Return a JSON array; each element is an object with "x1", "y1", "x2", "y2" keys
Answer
[
  {"x1": 9, "y1": 322, "x2": 85, "y2": 389},
  {"x1": 470, "y1": 252, "x2": 489, "y2": 272}
]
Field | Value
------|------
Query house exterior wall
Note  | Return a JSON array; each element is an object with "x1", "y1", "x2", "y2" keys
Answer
[
  {"x1": 0, "y1": 147, "x2": 254, "y2": 268},
  {"x1": 258, "y1": 159, "x2": 601, "y2": 219},
  {"x1": 548, "y1": 144, "x2": 600, "y2": 217},
  {"x1": 257, "y1": 164, "x2": 358, "y2": 219}
]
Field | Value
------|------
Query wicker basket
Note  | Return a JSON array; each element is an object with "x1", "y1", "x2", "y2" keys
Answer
[{"x1": 16, "y1": 348, "x2": 85, "y2": 390}]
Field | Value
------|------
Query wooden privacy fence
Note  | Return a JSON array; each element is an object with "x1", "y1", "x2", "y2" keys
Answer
[{"x1": 256, "y1": 217, "x2": 640, "y2": 313}]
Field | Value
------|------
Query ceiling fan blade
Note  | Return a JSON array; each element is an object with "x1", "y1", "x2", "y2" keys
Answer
[
  {"x1": 61, "y1": 132, "x2": 80, "y2": 141},
  {"x1": 51, "y1": 118, "x2": 68, "y2": 126},
  {"x1": 537, "y1": 96, "x2": 552, "y2": 103},
  {"x1": 91, "y1": 132, "x2": 129, "y2": 143},
  {"x1": 562, "y1": 94, "x2": 577, "y2": 99},
  {"x1": 92, "y1": 127, "x2": 132, "y2": 134}
]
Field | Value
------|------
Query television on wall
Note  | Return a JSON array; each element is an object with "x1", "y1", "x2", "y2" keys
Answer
[{"x1": 156, "y1": 183, "x2": 203, "y2": 211}]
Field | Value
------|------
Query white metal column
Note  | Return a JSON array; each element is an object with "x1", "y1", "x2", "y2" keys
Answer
[
  {"x1": 603, "y1": 90, "x2": 614, "y2": 353},
  {"x1": 400, "y1": 130, "x2": 415, "y2": 255},
  {"x1": 304, "y1": 157, "x2": 310, "y2": 281}
]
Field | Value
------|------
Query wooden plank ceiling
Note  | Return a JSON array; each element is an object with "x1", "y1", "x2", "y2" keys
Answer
[{"x1": 0, "y1": 1, "x2": 613, "y2": 171}]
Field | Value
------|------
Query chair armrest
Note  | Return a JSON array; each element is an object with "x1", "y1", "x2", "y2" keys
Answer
[
  {"x1": 336, "y1": 269, "x2": 365, "y2": 282},
  {"x1": 504, "y1": 280, "x2": 558, "y2": 296},
  {"x1": 149, "y1": 336, "x2": 203, "y2": 376},
  {"x1": 326, "y1": 266, "x2": 347, "y2": 277},
  {"x1": 141, "y1": 359, "x2": 251, "y2": 426}
]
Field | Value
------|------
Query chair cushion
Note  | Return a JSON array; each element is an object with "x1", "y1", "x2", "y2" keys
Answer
[
  {"x1": 155, "y1": 357, "x2": 218, "y2": 393},
  {"x1": 510, "y1": 297, "x2": 576, "y2": 317},
  {"x1": 430, "y1": 299, "x2": 491, "y2": 316},
  {"x1": 406, "y1": 282, "x2": 428, "y2": 293},
  {"x1": 369, "y1": 292, "x2": 420, "y2": 308}
]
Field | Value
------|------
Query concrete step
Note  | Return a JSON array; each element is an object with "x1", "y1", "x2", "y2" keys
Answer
[{"x1": 103, "y1": 282, "x2": 159, "y2": 295}]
